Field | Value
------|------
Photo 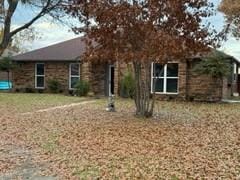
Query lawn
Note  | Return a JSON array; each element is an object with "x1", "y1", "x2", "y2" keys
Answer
[
  {"x1": 0, "y1": 93, "x2": 240, "y2": 179},
  {"x1": 0, "y1": 92, "x2": 87, "y2": 113}
]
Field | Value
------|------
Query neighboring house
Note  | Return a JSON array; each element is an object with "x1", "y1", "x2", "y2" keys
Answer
[{"x1": 12, "y1": 37, "x2": 240, "y2": 101}]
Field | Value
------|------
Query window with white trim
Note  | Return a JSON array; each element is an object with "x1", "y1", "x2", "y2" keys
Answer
[
  {"x1": 69, "y1": 63, "x2": 80, "y2": 89},
  {"x1": 151, "y1": 63, "x2": 179, "y2": 94},
  {"x1": 35, "y1": 63, "x2": 45, "y2": 89}
]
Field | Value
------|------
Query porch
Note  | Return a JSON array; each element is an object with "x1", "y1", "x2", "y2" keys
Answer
[
  {"x1": 222, "y1": 58, "x2": 240, "y2": 99},
  {"x1": 89, "y1": 62, "x2": 118, "y2": 97}
]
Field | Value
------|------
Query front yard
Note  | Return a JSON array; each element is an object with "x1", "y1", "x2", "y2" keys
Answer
[{"x1": 0, "y1": 93, "x2": 240, "y2": 179}]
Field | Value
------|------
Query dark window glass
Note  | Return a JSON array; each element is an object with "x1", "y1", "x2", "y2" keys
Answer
[
  {"x1": 71, "y1": 64, "x2": 80, "y2": 76},
  {"x1": 167, "y1": 63, "x2": 178, "y2": 77},
  {"x1": 154, "y1": 64, "x2": 164, "y2": 77},
  {"x1": 153, "y1": 78, "x2": 163, "y2": 92},
  {"x1": 71, "y1": 77, "x2": 79, "y2": 89},
  {"x1": 36, "y1": 76, "x2": 44, "y2": 88},
  {"x1": 36, "y1": 64, "x2": 44, "y2": 75},
  {"x1": 166, "y1": 79, "x2": 178, "y2": 93}
]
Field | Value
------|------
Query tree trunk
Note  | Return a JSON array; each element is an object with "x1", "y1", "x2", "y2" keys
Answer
[
  {"x1": 0, "y1": 48, "x2": 5, "y2": 57},
  {"x1": 133, "y1": 61, "x2": 155, "y2": 118}
]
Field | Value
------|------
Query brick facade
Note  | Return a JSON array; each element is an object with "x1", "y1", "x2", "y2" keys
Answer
[
  {"x1": 0, "y1": 71, "x2": 11, "y2": 81},
  {"x1": 13, "y1": 61, "x2": 81, "y2": 93},
  {"x1": 12, "y1": 61, "x2": 119, "y2": 96},
  {"x1": 12, "y1": 60, "x2": 233, "y2": 101},
  {"x1": 116, "y1": 61, "x2": 225, "y2": 102},
  {"x1": 186, "y1": 61, "x2": 222, "y2": 101},
  {"x1": 13, "y1": 62, "x2": 35, "y2": 91}
]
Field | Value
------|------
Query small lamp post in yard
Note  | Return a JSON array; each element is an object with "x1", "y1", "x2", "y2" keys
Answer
[{"x1": 106, "y1": 94, "x2": 115, "y2": 112}]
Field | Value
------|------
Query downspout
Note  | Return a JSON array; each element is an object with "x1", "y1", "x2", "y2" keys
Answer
[
  {"x1": 237, "y1": 62, "x2": 239, "y2": 94},
  {"x1": 185, "y1": 60, "x2": 190, "y2": 101}
]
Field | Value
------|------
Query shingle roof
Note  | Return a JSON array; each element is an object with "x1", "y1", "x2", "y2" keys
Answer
[
  {"x1": 12, "y1": 36, "x2": 240, "y2": 64},
  {"x1": 13, "y1": 36, "x2": 86, "y2": 61}
]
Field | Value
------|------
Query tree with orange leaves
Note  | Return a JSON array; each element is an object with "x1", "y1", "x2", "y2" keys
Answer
[
  {"x1": 66, "y1": 0, "x2": 220, "y2": 118},
  {"x1": 219, "y1": 0, "x2": 240, "y2": 37}
]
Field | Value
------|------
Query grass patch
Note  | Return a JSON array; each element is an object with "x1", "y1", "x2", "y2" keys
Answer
[
  {"x1": 0, "y1": 93, "x2": 87, "y2": 113},
  {"x1": 41, "y1": 133, "x2": 59, "y2": 154},
  {"x1": 72, "y1": 165, "x2": 100, "y2": 179}
]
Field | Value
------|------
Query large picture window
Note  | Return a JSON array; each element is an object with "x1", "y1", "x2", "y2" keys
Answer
[
  {"x1": 35, "y1": 63, "x2": 45, "y2": 89},
  {"x1": 69, "y1": 63, "x2": 80, "y2": 89},
  {"x1": 151, "y1": 63, "x2": 179, "y2": 94}
]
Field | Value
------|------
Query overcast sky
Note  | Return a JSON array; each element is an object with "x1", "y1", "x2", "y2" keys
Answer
[{"x1": 12, "y1": 0, "x2": 240, "y2": 60}]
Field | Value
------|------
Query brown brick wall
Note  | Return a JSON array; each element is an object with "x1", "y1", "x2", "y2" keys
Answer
[
  {"x1": 187, "y1": 61, "x2": 222, "y2": 101},
  {"x1": 12, "y1": 60, "x2": 225, "y2": 101},
  {"x1": 45, "y1": 62, "x2": 69, "y2": 91},
  {"x1": 89, "y1": 62, "x2": 107, "y2": 96},
  {"x1": 117, "y1": 61, "x2": 223, "y2": 101},
  {"x1": 0, "y1": 71, "x2": 12, "y2": 81},
  {"x1": 12, "y1": 62, "x2": 35, "y2": 90},
  {"x1": 12, "y1": 61, "x2": 87, "y2": 93}
]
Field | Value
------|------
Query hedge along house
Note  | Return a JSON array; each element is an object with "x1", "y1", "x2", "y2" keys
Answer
[{"x1": 12, "y1": 37, "x2": 240, "y2": 101}]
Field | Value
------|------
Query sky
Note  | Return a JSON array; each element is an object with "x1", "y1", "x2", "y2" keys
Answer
[{"x1": 11, "y1": 0, "x2": 240, "y2": 60}]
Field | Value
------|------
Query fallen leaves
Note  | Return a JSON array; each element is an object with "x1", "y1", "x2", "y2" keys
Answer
[{"x1": 0, "y1": 94, "x2": 240, "y2": 179}]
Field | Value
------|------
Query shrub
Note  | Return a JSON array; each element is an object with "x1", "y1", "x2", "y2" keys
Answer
[
  {"x1": 25, "y1": 87, "x2": 35, "y2": 93},
  {"x1": 74, "y1": 80, "x2": 90, "y2": 96},
  {"x1": 47, "y1": 79, "x2": 62, "y2": 93},
  {"x1": 120, "y1": 71, "x2": 135, "y2": 98},
  {"x1": 192, "y1": 51, "x2": 231, "y2": 78}
]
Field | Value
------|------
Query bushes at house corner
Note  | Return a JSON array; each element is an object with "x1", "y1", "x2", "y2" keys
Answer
[
  {"x1": 120, "y1": 71, "x2": 135, "y2": 98},
  {"x1": 74, "y1": 80, "x2": 90, "y2": 96}
]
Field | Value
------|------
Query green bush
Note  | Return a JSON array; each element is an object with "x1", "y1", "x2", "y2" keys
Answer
[
  {"x1": 74, "y1": 80, "x2": 90, "y2": 96},
  {"x1": 25, "y1": 87, "x2": 35, "y2": 93},
  {"x1": 120, "y1": 71, "x2": 135, "y2": 98},
  {"x1": 192, "y1": 51, "x2": 231, "y2": 78},
  {"x1": 47, "y1": 79, "x2": 62, "y2": 93}
]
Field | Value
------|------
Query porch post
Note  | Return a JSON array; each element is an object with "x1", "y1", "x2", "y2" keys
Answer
[
  {"x1": 237, "y1": 63, "x2": 239, "y2": 94},
  {"x1": 114, "y1": 61, "x2": 119, "y2": 97}
]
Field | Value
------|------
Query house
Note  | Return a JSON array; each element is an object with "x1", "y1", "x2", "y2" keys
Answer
[{"x1": 12, "y1": 37, "x2": 240, "y2": 101}]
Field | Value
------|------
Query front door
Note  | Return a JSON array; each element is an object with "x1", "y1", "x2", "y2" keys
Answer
[{"x1": 108, "y1": 65, "x2": 115, "y2": 96}]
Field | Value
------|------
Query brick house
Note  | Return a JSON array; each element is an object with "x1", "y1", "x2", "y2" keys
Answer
[{"x1": 12, "y1": 37, "x2": 240, "y2": 101}]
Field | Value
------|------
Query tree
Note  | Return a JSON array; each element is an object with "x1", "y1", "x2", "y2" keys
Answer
[
  {"x1": 0, "y1": 28, "x2": 39, "y2": 55},
  {"x1": 0, "y1": 57, "x2": 16, "y2": 89},
  {"x1": 0, "y1": 0, "x2": 65, "y2": 56},
  {"x1": 66, "y1": 0, "x2": 220, "y2": 118},
  {"x1": 219, "y1": 0, "x2": 240, "y2": 38},
  {"x1": 193, "y1": 51, "x2": 231, "y2": 98}
]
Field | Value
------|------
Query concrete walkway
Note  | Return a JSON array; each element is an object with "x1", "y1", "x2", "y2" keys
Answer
[
  {"x1": 0, "y1": 143, "x2": 57, "y2": 180},
  {"x1": 222, "y1": 99, "x2": 240, "y2": 103},
  {"x1": 21, "y1": 100, "x2": 96, "y2": 115}
]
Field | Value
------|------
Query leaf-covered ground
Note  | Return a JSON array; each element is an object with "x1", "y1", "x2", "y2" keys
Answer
[{"x1": 0, "y1": 93, "x2": 240, "y2": 179}]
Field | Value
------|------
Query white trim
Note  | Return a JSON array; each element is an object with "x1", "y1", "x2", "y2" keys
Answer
[
  {"x1": 108, "y1": 64, "x2": 114, "y2": 96},
  {"x1": 151, "y1": 63, "x2": 153, "y2": 94},
  {"x1": 151, "y1": 62, "x2": 179, "y2": 94},
  {"x1": 35, "y1": 63, "x2": 45, "y2": 89},
  {"x1": 69, "y1": 63, "x2": 80, "y2": 90}
]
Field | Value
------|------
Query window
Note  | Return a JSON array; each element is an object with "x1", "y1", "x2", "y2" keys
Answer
[
  {"x1": 151, "y1": 63, "x2": 179, "y2": 94},
  {"x1": 35, "y1": 63, "x2": 45, "y2": 89},
  {"x1": 69, "y1": 63, "x2": 80, "y2": 89}
]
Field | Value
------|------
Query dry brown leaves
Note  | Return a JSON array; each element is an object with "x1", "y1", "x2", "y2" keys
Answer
[{"x1": 0, "y1": 98, "x2": 240, "y2": 179}]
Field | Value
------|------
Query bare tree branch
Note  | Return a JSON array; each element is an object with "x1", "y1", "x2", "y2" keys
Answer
[{"x1": 0, "y1": 0, "x2": 65, "y2": 56}]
